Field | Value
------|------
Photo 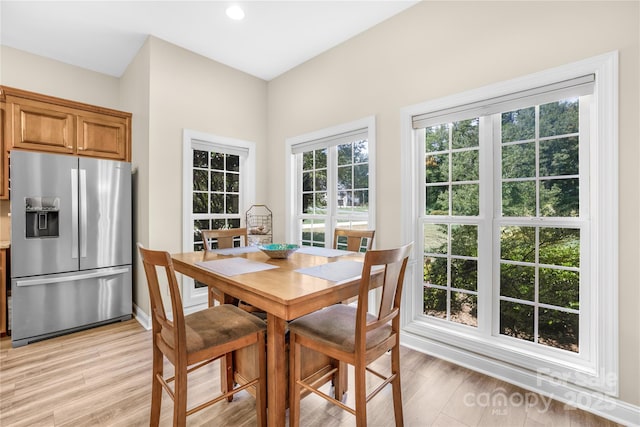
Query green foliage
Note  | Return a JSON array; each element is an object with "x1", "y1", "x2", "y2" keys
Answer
[
  {"x1": 423, "y1": 224, "x2": 479, "y2": 325},
  {"x1": 502, "y1": 107, "x2": 535, "y2": 143},
  {"x1": 500, "y1": 301, "x2": 534, "y2": 341},
  {"x1": 425, "y1": 119, "x2": 479, "y2": 216},
  {"x1": 452, "y1": 119, "x2": 479, "y2": 149},
  {"x1": 540, "y1": 99, "x2": 579, "y2": 137},
  {"x1": 422, "y1": 99, "x2": 583, "y2": 351},
  {"x1": 501, "y1": 100, "x2": 580, "y2": 219},
  {"x1": 498, "y1": 225, "x2": 580, "y2": 350}
]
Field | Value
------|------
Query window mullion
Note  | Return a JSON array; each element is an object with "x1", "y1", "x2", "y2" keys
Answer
[
  {"x1": 478, "y1": 115, "x2": 495, "y2": 337},
  {"x1": 327, "y1": 146, "x2": 337, "y2": 245}
]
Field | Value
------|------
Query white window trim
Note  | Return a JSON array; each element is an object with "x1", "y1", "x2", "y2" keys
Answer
[
  {"x1": 400, "y1": 52, "x2": 618, "y2": 406},
  {"x1": 181, "y1": 129, "x2": 256, "y2": 308},
  {"x1": 284, "y1": 116, "x2": 376, "y2": 244},
  {"x1": 285, "y1": 116, "x2": 377, "y2": 311}
]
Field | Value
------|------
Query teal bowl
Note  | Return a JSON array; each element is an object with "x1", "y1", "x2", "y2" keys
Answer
[{"x1": 258, "y1": 243, "x2": 300, "y2": 259}]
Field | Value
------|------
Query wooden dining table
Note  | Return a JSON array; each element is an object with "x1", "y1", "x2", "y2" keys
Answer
[{"x1": 171, "y1": 247, "x2": 377, "y2": 426}]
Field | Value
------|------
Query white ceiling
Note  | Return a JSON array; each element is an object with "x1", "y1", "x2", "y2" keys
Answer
[{"x1": 0, "y1": 1, "x2": 418, "y2": 81}]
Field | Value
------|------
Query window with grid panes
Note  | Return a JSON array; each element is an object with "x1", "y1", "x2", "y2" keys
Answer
[
  {"x1": 421, "y1": 96, "x2": 587, "y2": 348},
  {"x1": 191, "y1": 150, "x2": 242, "y2": 252},
  {"x1": 182, "y1": 130, "x2": 255, "y2": 307},
  {"x1": 402, "y1": 54, "x2": 618, "y2": 395},
  {"x1": 288, "y1": 118, "x2": 375, "y2": 250}
]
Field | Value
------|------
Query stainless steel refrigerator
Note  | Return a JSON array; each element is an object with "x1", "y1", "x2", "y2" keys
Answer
[{"x1": 10, "y1": 150, "x2": 132, "y2": 347}]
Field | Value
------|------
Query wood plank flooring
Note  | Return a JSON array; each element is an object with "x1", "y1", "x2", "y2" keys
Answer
[{"x1": 0, "y1": 319, "x2": 620, "y2": 426}]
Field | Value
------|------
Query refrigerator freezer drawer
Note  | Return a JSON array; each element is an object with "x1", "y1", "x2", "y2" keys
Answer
[{"x1": 11, "y1": 266, "x2": 132, "y2": 347}]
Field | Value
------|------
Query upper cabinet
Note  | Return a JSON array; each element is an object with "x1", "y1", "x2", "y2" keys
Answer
[
  {"x1": 0, "y1": 86, "x2": 131, "y2": 199},
  {"x1": 6, "y1": 96, "x2": 76, "y2": 155},
  {"x1": 76, "y1": 112, "x2": 128, "y2": 160},
  {"x1": 0, "y1": 86, "x2": 131, "y2": 162}
]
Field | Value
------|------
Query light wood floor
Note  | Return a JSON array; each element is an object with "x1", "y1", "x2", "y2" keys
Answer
[{"x1": 0, "y1": 319, "x2": 620, "y2": 426}]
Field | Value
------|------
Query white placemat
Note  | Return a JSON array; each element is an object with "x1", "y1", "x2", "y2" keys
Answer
[
  {"x1": 196, "y1": 257, "x2": 278, "y2": 277},
  {"x1": 211, "y1": 246, "x2": 261, "y2": 256},
  {"x1": 296, "y1": 246, "x2": 355, "y2": 258},
  {"x1": 295, "y1": 260, "x2": 365, "y2": 282}
]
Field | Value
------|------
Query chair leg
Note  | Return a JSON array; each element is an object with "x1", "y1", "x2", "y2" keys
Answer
[
  {"x1": 174, "y1": 364, "x2": 188, "y2": 427},
  {"x1": 255, "y1": 332, "x2": 267, "y2": 427},
  {"x1": 222, "y1": 353, "x2": 235, "y2": 402},
  {"x1": 391, "y1": 346, "x2": 404, "y2": 427},
  {"x1": 288, "y1": 333, "x2": 302, "y2": 427},
  {"x1": 150, "y1": 345, "x2": 163, "y2": 427},
  {"x1": 354, "y1": 362, "x2": 367, "y2": 427}
]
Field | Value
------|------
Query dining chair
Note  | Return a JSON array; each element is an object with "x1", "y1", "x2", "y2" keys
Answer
[
  {"x1": 201, "y1": 228, "x2": 248, "y2": 307},
  {"x1": 333, "y1": 228, "x2": 375, "y2": 252},
  {"x1": 288, "y1": 242, "x2": 413, "y2": 427},
  {"x1": 137, "y1": 243, "x2": 267, "y2": 427}
]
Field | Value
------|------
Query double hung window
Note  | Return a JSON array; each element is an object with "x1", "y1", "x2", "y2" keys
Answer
[
  {"x1": 421, "y1": 96, "x2": 587, "y2": 348},
  {"x1": 182, "y1": 129, "x2": 255, "y2": 307},
  {"x1": 286, "y1": 117, "x2": 375, "y2": 249},
  {"x1": 401, "y1": 53, "x2": 618, "y2": 395}
]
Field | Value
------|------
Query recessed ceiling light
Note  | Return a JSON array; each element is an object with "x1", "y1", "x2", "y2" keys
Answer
[{"x1": 226, "y1": 5, "x2": 245, "y2": 21}]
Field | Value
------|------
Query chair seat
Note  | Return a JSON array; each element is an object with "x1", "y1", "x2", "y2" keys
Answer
[
  {"x1": 161, "y1": 304, "x2": 266, "y2": 355},
  {"x1": 288, "y1": 304, "x2": 392, "y2": 354}
]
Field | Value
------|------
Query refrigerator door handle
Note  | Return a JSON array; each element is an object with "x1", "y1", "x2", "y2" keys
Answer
[
  {"x1": 79, "y1": 169, "x2": 88, "y2": 258},
  {"x1": 71, "y1": 168, "x2": 79, "y2": 259},
  {"x1": 15, "y1": 267, "x2": 130, "y2": 287}
]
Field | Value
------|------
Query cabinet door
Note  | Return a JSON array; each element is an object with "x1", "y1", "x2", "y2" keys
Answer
[
  {"x1": 77, "y1": 113, "x2": 128, "y2": 160},
  {"x1": 1, "y1": 249, "x2": 6, "y2": 336},
  {"x1": 0, "y1": 101, "x2": 6, "y2": 200},
  {"x1": 7, "y1": 96, "x2": 75, "y2": 154}
]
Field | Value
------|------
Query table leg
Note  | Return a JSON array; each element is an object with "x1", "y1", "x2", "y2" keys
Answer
[
  {"x1": 335, "y1": 361, "x2": 348, "y2": 402},
  {"x1": 217, "y1": 290, "x2": 235, "y2": 401},
  {"x1": 267, "y1": 313, "x2": 287, "y2": 427}
]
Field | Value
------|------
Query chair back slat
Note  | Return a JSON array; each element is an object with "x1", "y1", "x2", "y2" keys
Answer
[
  {"x1": 333, "y1": 228, "x2": 375, "y2": 252},
  {"x1": 378, "y1": 261, "x2": 405, "y2": 320},
  {"x1": 202, "y1": 228, "x2": 248, "y2": 250}
]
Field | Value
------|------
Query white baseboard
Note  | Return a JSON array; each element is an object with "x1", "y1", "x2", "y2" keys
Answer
[
  {"x1": 400, "y1": 332, "x2": 640, "y2": 427},
  {"x1": 132, "y1": 303, "x2": 151, "y2": 330},
  {"x1": 132, "y1": 302, "x2": 206, "y2": 330}
]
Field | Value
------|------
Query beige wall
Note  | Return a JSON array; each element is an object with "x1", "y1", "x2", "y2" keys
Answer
[
  {"x1": 134, "y1": 37, "x2": 268, "y2": 313},
  {"x1": 266, "y1": 1, "x2": 639, "y2": 406},
  {"x1": 145, "y1": 37, "x2": 268, "y2": 255},
  {"x1": 0, "y1": 46, "x2": 120, "y2": 108},
  {"x1": 120, "y1": 38, "x2": 152, "y2": 314}
]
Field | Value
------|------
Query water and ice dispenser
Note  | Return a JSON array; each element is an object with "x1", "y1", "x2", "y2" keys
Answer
[{"x1": 25, "y1": 197, "x2": 60, "y2": 238}]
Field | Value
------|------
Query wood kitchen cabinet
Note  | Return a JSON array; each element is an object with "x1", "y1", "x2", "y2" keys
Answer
[
  {"x1": 0, "y1": 86, "x2": 131, "y2": 163},
  {"x1": 76, "y1": 111, "x2": 128, "y2": 160},
  {"x1": 0, "y1": 100, "x2": 6, "y2": 200},
  {"x1": 4, "y1": 95, "x2": 76, "y2": 155},
  {"x1": 1, "y1": 249, "x2": 6, "y2": 337}
]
